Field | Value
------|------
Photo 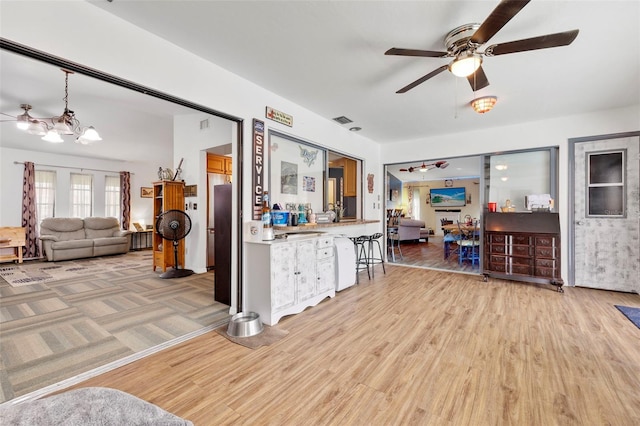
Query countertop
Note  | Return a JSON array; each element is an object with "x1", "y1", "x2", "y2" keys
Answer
[{"x1": 273, "y1": 219, "x2": 379, "y2": 232}]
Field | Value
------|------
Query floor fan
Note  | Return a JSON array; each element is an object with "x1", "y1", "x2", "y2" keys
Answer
[{"x1": 155, "y1": 209, "x2": 194, "y2": 279}]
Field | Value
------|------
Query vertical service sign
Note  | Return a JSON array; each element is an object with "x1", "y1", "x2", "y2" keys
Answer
[{"x1": 252, "y1": 119, "x2": 265, "y2": 220}]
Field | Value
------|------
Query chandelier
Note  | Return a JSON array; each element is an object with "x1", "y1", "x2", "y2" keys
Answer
[{"x1": 3, "y1": 69, "x2": 101, "y2": 144}]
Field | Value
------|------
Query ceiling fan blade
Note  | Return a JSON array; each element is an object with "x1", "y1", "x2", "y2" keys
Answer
[
  {"x1": 486, "y1": 29, "x2": 579, "y2": 56},
  {"x1": 467, "y1": 66, "x2": 490, "y2": 91},
  {"x1": 396, "y1": 65, "x2": 448, "y2": 94},
  {"x1": 470, "y1": 0, "x2": 531, "y2": 45},
  {"x1": 385, "y1": 48, "x2": 448, "y2": 58}
]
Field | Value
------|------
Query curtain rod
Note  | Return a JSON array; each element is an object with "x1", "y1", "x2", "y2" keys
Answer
[{"x1": 13, "y1": 161, "x2": 134, "y2": 175}]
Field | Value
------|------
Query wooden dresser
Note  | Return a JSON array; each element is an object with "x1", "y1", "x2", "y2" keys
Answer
[
  {"x1": 0, "y1": 227, "x2": 26, "y2": 264},
  {"x1": 483, "y1": 212, "x2": 563, "y2": 292}
]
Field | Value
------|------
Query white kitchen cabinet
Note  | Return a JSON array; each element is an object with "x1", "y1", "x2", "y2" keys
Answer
[{"x1": 245, "y1": 236, "x2": 336, "y2": 325}]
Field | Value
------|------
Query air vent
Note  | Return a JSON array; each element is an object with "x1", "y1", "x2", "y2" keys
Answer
[
  {"x1": 200, "y1": 119, "x2": 210, "y2": 130},
  {"x1": 332, "y1": 116, "x2": 353, "y2": 125}
]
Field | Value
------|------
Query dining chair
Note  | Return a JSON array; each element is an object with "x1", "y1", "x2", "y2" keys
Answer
[{"x1": 457, "y1": 220, "x2": 480, "y2": 266}]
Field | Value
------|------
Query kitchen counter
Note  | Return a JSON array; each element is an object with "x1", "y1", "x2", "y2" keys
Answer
[{"x1": 273, "y1": 219, "x2": 379, "y2": 232}]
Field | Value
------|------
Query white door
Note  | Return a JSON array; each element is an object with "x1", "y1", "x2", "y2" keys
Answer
[{"x1": 572, "y1": 134, "x2": 639, "y2": 292}]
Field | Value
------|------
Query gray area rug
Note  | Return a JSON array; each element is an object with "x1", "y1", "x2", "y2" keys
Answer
[
  {"x1": 0, "y1": 252, "x2": 152, "y2": 287},
  {"x1": 216, "y1": 324, "x2": 289, "y2": 349},
  {"x1": 0, "y1": 387, "x2": 192, "y2": 426}
]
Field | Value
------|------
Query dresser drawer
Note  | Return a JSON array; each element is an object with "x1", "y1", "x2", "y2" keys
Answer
[
  {"x1": 535, "y1": 258, "x2": 557, "y2": 269},
  {"x1": 489, "y1": 244, "x2": 507, "y2": 254},
  {"x1": 316, "y1": 247, "x2": 334, "y2": 260},
  {"x1": 489, "y1": 234, "x2": 506, "y2": 244},
  {"x1": 535, "y1": 236, "x2": 556, "y2": 247},
  {"x1": 512, "y1": 235, "x2": 531, "y2": 245},
  {"x1": 512, "y1": 264, "x2": 533, "y2": 275},
  {"x1": 535, "y1": 246, "x2": 558, "y2": 259},
  {"x1": 535, "y1": 266, "x2": 559, "y2": 279},
  {"x1": 511, "y1": 245, "x2": 532, "y2": 257},
  {"x1": 315, "y1": 237, "x2": 334, "y2": 249}
]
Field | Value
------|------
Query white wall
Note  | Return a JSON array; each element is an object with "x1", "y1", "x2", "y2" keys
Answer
[{"x1": 0, "y1": 147, "x2": 163, "y2": 227}]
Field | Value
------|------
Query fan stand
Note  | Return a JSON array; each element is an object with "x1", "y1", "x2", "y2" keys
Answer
[{"x1": 159, "y1": 239, "x2": 194, "y2": 279}]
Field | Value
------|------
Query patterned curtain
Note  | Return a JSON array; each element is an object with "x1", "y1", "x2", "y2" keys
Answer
[
  {"x1": 22, "y1": 162, "x2": 40, "y2": 258},
  {"x1": 407, "y1": 186, "x2": 414, "y2": 218},
  {"x1": 120, "y1": 171, "x2": 131, "y2": 230}
]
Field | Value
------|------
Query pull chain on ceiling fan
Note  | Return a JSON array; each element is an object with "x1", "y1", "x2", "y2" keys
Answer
[{"x1": 385, "y1": 0, "x2": 579, "y2": 94}]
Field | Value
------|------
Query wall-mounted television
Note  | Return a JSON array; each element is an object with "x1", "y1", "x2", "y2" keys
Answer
[{"x1": 430, "y1": 187, "x2": 466, "y2": 207}]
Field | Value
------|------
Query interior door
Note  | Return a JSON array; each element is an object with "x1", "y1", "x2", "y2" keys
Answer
[{"x1": 572, "y1": 133, "x2": 640, "y2": 292}]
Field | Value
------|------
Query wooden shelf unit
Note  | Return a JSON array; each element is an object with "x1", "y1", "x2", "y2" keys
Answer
[
  {"x1": 0, "y1": 227, "x2": 25, "y2": 263},
  {"x1": 153, "y1": 180, "x2": 185, "y2": 272},
  {"x1": 483, "y1": 212, "x2": 564, "y2": 292}
]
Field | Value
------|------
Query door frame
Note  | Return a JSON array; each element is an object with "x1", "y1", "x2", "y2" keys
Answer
[
  {"x1": 567, "y1": 131, "x2": 640, "y2": 287},
  {"x1": 1, "y1": 38, "x2": 246, "y2": 311}
]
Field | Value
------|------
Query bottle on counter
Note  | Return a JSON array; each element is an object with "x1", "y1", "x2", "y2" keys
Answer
[{"x1": 262, "y1": 191, "x2": 274, "y2": 240}]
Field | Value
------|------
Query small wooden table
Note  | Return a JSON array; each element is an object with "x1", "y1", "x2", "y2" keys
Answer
[{"x1": 0, "y1": 227, "x2": 26, "y2": 263}]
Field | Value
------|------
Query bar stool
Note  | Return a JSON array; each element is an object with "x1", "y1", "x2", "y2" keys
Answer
[
  {"x1": 364, "y1": 233, "x2": 386, "y2": 277},
  {"x1": 349, "y1": 236, "x2": 370, "y2": 283}
]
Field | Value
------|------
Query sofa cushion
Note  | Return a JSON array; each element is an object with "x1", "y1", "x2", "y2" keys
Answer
[
  {"x1": 84, "y1": 217, "x2": 121, "y2": 238},
  {"x1": 50, "y1": 239, "x2": 94, "y2": 250},
  {"x1": 93, "y1": 236, "x2": 129, "y2": 247},
  {"x1": 40, "y1": 218, "x2": 86, "y2": 241}
]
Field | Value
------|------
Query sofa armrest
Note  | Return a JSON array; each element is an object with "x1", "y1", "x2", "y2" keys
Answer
[
  {"x1": 39, "y1": 235, "x2": 59, "y2": 242},
  {"x1": 114, "y1": 230, "x2": 133, "y2": 237}
]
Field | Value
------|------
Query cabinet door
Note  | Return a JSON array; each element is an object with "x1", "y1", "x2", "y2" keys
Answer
[
  {"x1": 224, "y1": 157, "x2": 233, "y2": 175},
  {"x1": 207, "y1": 154, "x2": 226, "y2": 174},
  {"x1": 271, "y1": 243, "x2": 296, "y2": 311},
  {"x1": 344, "y1": 158, "x2": 357, "y2": 197},
  {"x1": 316, "y1": 257, "x2": 335, "y2": 293},
  {"x1": 296, "y1": 240, "x2": 317, "y2": 302}
]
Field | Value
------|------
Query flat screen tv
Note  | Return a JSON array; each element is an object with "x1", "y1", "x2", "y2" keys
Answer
[{"x1": 430, "y1": 187, "x2": 466, "y2": 207}]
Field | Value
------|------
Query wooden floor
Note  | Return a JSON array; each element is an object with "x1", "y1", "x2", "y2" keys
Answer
[
  {"x1": 61, "y1": 265, "x2": 640, "y2": 425},
  {"x1": 389, "y1": 236, "x2": 480, "y2": 273}
]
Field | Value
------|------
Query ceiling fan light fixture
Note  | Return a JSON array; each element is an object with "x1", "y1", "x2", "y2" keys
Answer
[
  {"x1": 449, "y1": 52, "x2": 482, "y2": 77},
  {"x1": 26, "y1": 120, "x2": 48, "y2": 136},
  {"x1": 42, "y1": 130, "x2": 64, "y2": 143},
  {"x1": 76, "y1": 126, "x2": 102, "y2": 144},
  {"x1": 471, "y1": 96, "x2": 497, "y2": 114}
]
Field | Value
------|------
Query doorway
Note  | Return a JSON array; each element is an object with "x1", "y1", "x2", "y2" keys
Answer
[
  {"x1": 384, "y1": 156, "x2": 482, "y2": 273},
  {"x1": 569, "y1": 132, "x2": 640, "y2": 293}
]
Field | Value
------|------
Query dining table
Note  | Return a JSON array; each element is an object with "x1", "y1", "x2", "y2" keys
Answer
[{"x1": 441, "y1": 222, "x2": 480, "y2": 260}]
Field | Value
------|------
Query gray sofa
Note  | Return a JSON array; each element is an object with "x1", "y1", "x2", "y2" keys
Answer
[
  {"x1": 397, "y1": 218, "x2": 430, "y2": 242},
  {"x1": 39, "y1": 217, "x2": 132, "y2": 261}
]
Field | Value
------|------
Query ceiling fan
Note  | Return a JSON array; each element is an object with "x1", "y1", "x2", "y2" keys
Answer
[
  {"x1": 385, "y1": 0, "x2": 579, "y2": 93},
  {"x1": 400, "y1": 160, "x2": 449, "y2": 173}
]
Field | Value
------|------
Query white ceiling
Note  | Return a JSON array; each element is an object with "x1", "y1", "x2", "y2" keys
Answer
[{"x1": 1, "y1": 1, "x2": 638, "y2": 168}]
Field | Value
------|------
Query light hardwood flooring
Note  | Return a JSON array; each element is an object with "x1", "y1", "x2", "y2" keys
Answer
[
  {"x1": 63, "y1": 265, "x2": 640, "y2": 425},
  {"x1": 388, "y1": 236, "x2": 479, "y2": 274}
]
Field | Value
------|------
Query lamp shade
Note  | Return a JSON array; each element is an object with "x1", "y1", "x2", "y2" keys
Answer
[
  {"x1": 77, "y1": 126, "x2": 102, "y2": 142},
  {"x1": 450, "y1": 53, "x2": 482, "y2": 77},
  {"x1": 470, "y1": 96, "x2": 498, "y2": 114},
  {"x1": 42, "y1": 130, "x2": 64, "y2": 143}
]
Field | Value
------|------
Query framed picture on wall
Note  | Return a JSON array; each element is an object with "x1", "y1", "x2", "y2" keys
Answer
[
  {"x1": 140, "y1": 187, "x2": 153, "y2": 198},
  {"x1": 281, "y1": 161, "x2": 298, "y2": 194}
]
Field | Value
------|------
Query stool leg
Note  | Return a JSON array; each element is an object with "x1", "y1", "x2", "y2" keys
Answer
[
  {"x1": 368, "y1": 239, "x2": 374, "y2": 278},
  {"x1": 374, "y1": 239, "x2": 385, "y2": 274}
]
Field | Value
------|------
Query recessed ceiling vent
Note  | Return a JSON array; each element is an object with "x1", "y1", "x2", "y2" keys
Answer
[{"x1": 332, "y1": 116, "x2": 353, "y2": 125}]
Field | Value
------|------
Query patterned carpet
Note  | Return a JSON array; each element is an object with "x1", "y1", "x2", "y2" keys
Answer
[
  {"x1": 0, "y1": 253, "x2": 230, "y2": 404},
  {"x1": 0, "y1": 252, "x2": 152, "y2": 287}
]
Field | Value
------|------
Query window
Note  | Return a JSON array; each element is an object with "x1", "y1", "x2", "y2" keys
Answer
[
  {"x1": 484, "y1": 148, "x2": 557, "y2": 212},
  {"x1": 70, "y1": 173, "x2": 93, "y2": 218},
  {"x1": 587, "y1": 150, "x2": 625, "y2": 217},
  {"x1": 267, "y1": 131, "x2": 363, "y2": 221},
  {"x1": 105, "y1": 175, "x2": 121, "y2": 218},
  {"x1": 35, "y1": 170, "x2": 56, "y2": 221}
]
